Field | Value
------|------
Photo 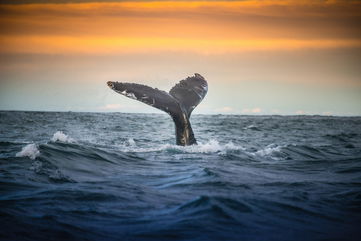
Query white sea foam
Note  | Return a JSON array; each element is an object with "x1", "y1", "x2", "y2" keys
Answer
[
  {"x1": 119, "y1": 139, "x2": 245, "y2": 154},
  {"x1": 123, "y1": 138, "x2": 136, "y2": 147},
  {"x1": 128, "y1": 138, "x2": 136, "y2": 146},
  {"x1": 51, "y1": 131, "x2": 75, "y2": 143},
  {"x1": 253, "y1": 144, "x2": 282, "y2": 159},
  {"x1": 243, "y1": 125, "x2": 259, "y2": 130},
  {"x1": 16, "y1": 143, "x2": 40, "y2": 160},
  {"x1": 181, "y1": 140, "x2": 244, "y2": 153}
]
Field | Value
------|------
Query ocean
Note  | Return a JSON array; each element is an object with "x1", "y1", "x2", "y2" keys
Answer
[{"x1": 1, "y1": 111, "x2": 360, "y2": 241}]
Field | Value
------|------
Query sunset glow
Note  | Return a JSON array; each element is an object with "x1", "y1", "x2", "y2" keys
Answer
[
  {"x1": 1, "y1": 1, "x2": 361, "y2": 54},
  {"x1": 0, "y1": 0, "x2": 360, "y2": 115},
  {"x1": 2, "y1": 36, "x2": 361, "y2": 54}
]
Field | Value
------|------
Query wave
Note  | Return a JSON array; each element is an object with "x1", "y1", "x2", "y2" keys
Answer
[
  {"x1": 253, "y1": 144, "x2": 282, "y2": 158},
  {"x1": 163, "y1": 140, "x2": 245, "y2": 154},
  {"x1": 15, "y1": 131, "x2": 76, "y2": 160},
  {"x1": 12, "y1": 137, "x2": 250, "y2": 183},
  {"x1": 13, "y1": 129, "x2": 359, "y2": 184},
  {"x1": 51, "y1": 131, "x2": 75, "y2": 143},
  {"x1": 117, "y1": 139, "x2": 245, "y2": 154},
  {"x1": 243, "y1": 125, "x2": 261, "y2": 131},
  {"x1": 14, "y1": 135, "x2": 345, "y2": 165},
  {"x1": 249, "y1": 143, "x2": 343, "y2": 161},
  {"x1": 16, "y1": 143, "x2": 40, "y2": 160}
]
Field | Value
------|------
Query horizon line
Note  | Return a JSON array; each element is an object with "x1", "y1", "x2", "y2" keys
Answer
[{"x1": 1, "y1": 109, "x2": 360, "y2": 117}]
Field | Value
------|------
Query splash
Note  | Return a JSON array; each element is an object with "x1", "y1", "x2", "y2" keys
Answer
[
  {"x1": 119, "y1": 139, "x2": 245, "y2": 154},
  {"x1": 181, "y1": 140, "x2": 244, "y2": 154},
  {"x1": 51, "y1": 131, "x2": 75, "y2": 143},
  {"x1": 16, "y1": 143, "x2": 40, "y2": 160},
  {"x1": 252, "y1": 143, "x2": 285, "y2": 160},
  {"x1": 126, "y1": 138, "x2": 136, "y2": 146}
]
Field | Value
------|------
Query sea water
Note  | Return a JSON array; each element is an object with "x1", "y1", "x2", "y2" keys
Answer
[{"x1": 1, "y1": 111, "x2": 360, "y2": 240}]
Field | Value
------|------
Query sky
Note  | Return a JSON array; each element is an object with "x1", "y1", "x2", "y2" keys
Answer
[{"x1": 0, "y1": 0, "x2": 360, "y2": 115}]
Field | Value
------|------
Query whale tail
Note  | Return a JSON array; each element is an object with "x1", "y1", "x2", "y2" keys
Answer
[{"x1": 107, "y1": 73, "x2": 208, "y2": 146}]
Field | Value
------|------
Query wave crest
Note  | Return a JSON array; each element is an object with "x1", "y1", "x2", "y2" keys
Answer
[
  {"x1": 16, "y1": 143, "x2": 40, "y2": 160},
  {"x1": 177, "y1": 140, "x2": 244, "y2": 154},
  {"x1": 118, "y1": 139, "x2": 245, "y2": 154},
  {"x1": 51, "y1": 131, "x2": 75, "y2": 143},
  {"x1": 254, "y1": 144, "x2": 282, "y2": 157}
]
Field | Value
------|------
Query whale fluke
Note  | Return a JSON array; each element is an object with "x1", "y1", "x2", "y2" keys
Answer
[{"x1": 107, "y1": 73, "x2": 208, "y2": 146}]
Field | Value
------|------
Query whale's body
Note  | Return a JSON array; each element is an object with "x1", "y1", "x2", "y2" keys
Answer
[{"x1": 107, "y1": 73, "x2": 208, "y2": 146}]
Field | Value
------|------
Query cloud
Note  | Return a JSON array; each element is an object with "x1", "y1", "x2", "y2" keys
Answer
[
  {"x1": 99, "y1": 103, "x2": 122, "y2": 110},
  {"x1": 1, "y1": 36, "x2": 360, "y2": 55},
  {"x1": 295, "y1": 110, "x2": 307, "y2": 115},
  {"x1": 241, "y1": 107, "x2": 262, "y2": 114},
  {"x1": 1, "y1": 1, "x2": 361, "y2": 55},
  {"x1": 215, "y1": 106, "x2": 234, "y2": 113},
  {"x1": 322, "y1": 111, "x2": 333, "y2": 116}
]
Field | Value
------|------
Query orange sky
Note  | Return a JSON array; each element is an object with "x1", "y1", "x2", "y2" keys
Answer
[{"x1": 1, "y1": 1, "x2": 361, "y2": 54}]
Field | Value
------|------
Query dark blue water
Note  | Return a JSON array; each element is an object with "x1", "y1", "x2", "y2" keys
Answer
[{"x1": 1, "y1": 111, "x2": 361, "y2": 241}]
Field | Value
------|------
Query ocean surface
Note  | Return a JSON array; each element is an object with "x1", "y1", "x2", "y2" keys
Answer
[{"x1": 1, "y1": 111, "x2": 361, "y2": 241}]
